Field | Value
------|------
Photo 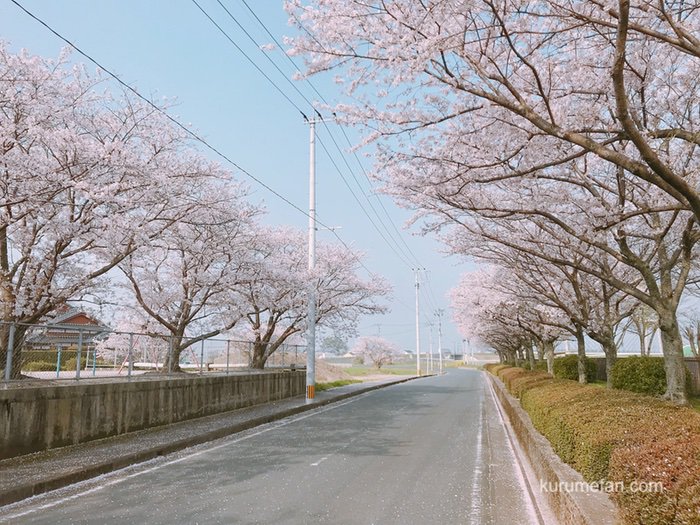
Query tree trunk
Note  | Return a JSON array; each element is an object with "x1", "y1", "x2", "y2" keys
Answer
[
  {"x1": 250, "y1": 341, "x2": 268, "y2": 369},
  {"x1": 544, "y1": 340, "x2": 555, "y2": 375},
  {"x1": 527, "y1": 342, "x2": 536, "y2": 370},
  {"x1": 658, "y1": 311, "x2": 688, "y2": 405},
  {"x1": 575, "y1": 326, "x2": 587, "y2": 384},
  {"x1": 515, "y1": 347, "x2": 524, "y2": 367},
  {"x1": 638, "y1": 329, "x2": 647, "y2": 356},
  {"x1": 1, "y1": 324, "x2": 28, "y2": 380},
  {"x1": 602, "y1": 340, "x2": 617, "y2": 389},
  {"x1": 162, "y1": 336, "x2": 184, "y2": 373}
]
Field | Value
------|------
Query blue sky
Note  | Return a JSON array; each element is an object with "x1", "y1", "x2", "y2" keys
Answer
[{"x1": 1, "y1": 0, "x2": 472, "y2": 354}]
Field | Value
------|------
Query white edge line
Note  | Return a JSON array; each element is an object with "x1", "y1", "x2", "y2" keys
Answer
[
  {"x1": 485, "y1": 375, "x2": 546, "y2": 525},
  {"x1": 468, "y1": 388, "x2": 484, "y2": 525}
]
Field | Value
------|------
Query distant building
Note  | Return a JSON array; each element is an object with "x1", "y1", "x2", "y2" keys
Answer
[{"x1": 24, "y1": 306, "x2": 111, "y2": 351}]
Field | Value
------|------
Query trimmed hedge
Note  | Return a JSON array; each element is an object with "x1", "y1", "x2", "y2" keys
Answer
[
  {"x1": 521, "y1": 360, "x2": 549, "y2": 372},
  {"x1": 611, "y1": 356, "x2": 667, "y2": 396},
  {"x1": 553, "y1": 354, "x2": 597, "y2": 382},
  {"x1": 22, "y1": 361, "x2": 57, "y2": 371},
  {"x1": 611, "y1": 356, "x2": 683, "y2": 397},
  {"x1": 487, "y1": 366, "x2": 700, "y2": 525}
]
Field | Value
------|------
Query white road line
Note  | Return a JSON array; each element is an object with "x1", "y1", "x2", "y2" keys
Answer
[
  {"x1": 485, "y1": 376, "x2": 547, "y2": 525},
  {"x1": 0, "y1": 391, "x2": 378, "y2": 522},
  {"x1": 468, "y1": 388, "x2": 484, "y2": 525},
  {"x1": 310, "y1": 456, "x2": 329, "y2": 466}
]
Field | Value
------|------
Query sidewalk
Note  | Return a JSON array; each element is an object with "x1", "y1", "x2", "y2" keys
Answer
[{"x1": 0, "y1": 376, "x2": 416, "y2": 507}]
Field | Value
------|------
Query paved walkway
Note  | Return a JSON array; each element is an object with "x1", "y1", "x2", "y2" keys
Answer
[{"x1": 0, "y1": 377, "x2": 415, "y2": 507}]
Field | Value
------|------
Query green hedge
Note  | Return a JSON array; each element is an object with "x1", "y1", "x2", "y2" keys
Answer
[
  {"x1": 611, "y1": 356, "x2": 680, "y2": 396},
  {"x1": 520, "y1": 360, "x2": 549, "y2": 372},
  {"x1": 22, "y1": 361, "x2": 57, "y2": 371},
  {"x1": 553, "y1": 354, "x2": 597, "y2": 382},
  {"x1": 488, "y1": 366, "x2": 700, "y2": 525},
  {"x1": 21, "y1": 350, "x2": 78, "y2": 366}
]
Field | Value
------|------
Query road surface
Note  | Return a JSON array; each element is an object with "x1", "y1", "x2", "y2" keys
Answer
[{"x1": 1, "y1": 369, "x2": 548, "y2": 524}]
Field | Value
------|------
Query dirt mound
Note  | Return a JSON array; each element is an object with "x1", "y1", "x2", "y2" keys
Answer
[{"x1": 315, "y1": 359, "x2": 353, "y2": 383}]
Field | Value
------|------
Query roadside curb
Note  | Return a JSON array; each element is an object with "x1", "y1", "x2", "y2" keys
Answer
[
  {"x1": 485, "y1": 373, "x2": 618, "y2": 525},
  {"x1": 0, "y1": 376, "x2": 419, "y2": 507}
]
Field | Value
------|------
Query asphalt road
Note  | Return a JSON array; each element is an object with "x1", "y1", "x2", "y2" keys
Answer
[{"x1": 2, "y1": 369, "x2": 546, "y2": 524}]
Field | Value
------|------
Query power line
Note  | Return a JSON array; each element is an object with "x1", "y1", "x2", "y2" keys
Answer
[
  {"x1": 318, "y1": 121, "x2": 419, "y2": 269},
  {"x1": 189, "y1": 0, "x2": 307, "y2": 116},
  {"x1": 336, "y1": 125, "x2": 425, "y2": 268},
  {"x1": 237, "y1": 0, "x2": 330, "y2": 106},
  {"x1": 315, "y1": 133, "x2": 414, "y2": 269},
  {"x1": 9, "y1": 0, "x2": 380, "y2": 277},
  {"x1": 233, "y1": 0, "x2": 427, "y2": 271},
  {"x1": 212, "y1": 0, "x2": 316, "y2": 110},
  {"x1": 191, "y1": 0, "x2": 418, "y2": 271}
]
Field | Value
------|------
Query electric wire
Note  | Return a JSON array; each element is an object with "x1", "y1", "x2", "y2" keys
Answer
[
  {"x1": 9, "y1": 0, "x2": 379, "y2": 277},
  {"x1": 314, "y1": 133, "x2": 414, "y2": 269},
  {"x1": 218, "y1": 0, "x2": 425, "y2": 273},
  {"x1": 318, "y1": 121, "x2": 419, "y2": 269},
  {"x1": 189, "y1": 0, "x2": 417, "y2": 276},
  {"x1": 189, "y1": 0, "x2": 307, "y2": 116},
  {"x1": 237, "y1": 0, "x2": 426, "y2": 270},
  {"x1": 238, "y1": 0, "x2": 329, "y2": 106},
  {"x1": 212, "y1": 0, "x2": 316, "y2": 110}
]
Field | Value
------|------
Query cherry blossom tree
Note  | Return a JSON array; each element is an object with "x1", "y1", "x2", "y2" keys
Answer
[
  {"x1": 287, "y1": 1, "x2": 700, "y2": 403},
  {"x1": 0, "y1": 46, "x2": 229, "y2": 378},
  {"x1": 287, "y1": 0, "x2": 700, "y2": 219},
  {"x1": 117, "y1": 182, "x2": 260, "y2": 372},
  {"x1": 450, "y1": 267, "x2": 566, "y2": 372},
  {"x1": 350, "y1": 336, "x2": 402, "y2": 369},
  {"x1": 444, "y1": 170, "x2": 697, "y2": 401},
  {"x1": 235, "y1": 226, "x2": 389, "y2": 369}
]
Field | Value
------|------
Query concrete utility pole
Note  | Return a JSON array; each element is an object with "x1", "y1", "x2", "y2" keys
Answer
[
  {"x1": 436, "y1": 309, "x2": 444, "y2": 375},
  {"x1": 305, "y1": 117, "x2": 320, "y2": 403},
  {"x1": 414, "y1": 269, "x2": 422, "y2": 376},
  {"x1": 428, "y1": 322, "x2": 434, "y2": 374}
]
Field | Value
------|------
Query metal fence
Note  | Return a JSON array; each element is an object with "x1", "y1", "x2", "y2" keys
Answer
[{"x1": 0, "y1": 320, "x2": 304, "y2": 382}]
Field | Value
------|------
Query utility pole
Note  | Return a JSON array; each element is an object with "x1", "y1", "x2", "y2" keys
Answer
[
  {"x1": 305, "y1": 116, "x2": 320, "y2": 403},
  {"x1": 414, "y1": 269, "x2": 422, "y2": 376},
  {"x1": 436, "y1": 309, "x2": 444, "y2": 375},
  {"x1": 428, "y1": 322, "x2": 434, "y2": 374}
]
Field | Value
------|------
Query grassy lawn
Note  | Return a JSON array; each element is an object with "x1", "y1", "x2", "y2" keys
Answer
[
  {"x1": 344, "y1": 365, "x2": 416, "y2": 376},
  {"x1": 315, "y1": 379, "x2": 361, "y2": 391}
]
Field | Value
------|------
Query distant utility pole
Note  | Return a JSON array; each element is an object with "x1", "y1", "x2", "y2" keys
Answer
[
  {"x1": 414, "y1": 268, "x2": 423, "y2": 376},
  {"x1": 428, "y1": 322, "x2": 434, "y2": 374},
  {"x1": 436, "y1": 309, "x2": 444, "y2": 375},
  {"x1": 305, "y1": 115, "x2": 324, "y2": 403}
]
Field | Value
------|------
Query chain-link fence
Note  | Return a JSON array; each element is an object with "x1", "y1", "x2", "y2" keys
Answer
[{"x1": 0, "y1": 321, "x2": 305, "y2": 382}]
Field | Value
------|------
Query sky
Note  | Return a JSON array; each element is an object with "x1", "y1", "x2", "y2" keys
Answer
[{"x1": 0, "y1": 0, "x2": 474, "y2": 355}]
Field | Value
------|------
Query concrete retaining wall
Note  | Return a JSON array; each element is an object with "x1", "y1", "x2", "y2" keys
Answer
[{"x1": 0, "y1": 371, "x2": 305, "y2": 460}]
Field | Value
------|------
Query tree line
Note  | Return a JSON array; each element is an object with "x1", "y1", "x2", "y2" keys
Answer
[
  {"x1": 0, "y1": 44, "x2": 388, "y2": 378},
  {"x1": 287, "y1": 0, "x2": 700, "y2": 404}
]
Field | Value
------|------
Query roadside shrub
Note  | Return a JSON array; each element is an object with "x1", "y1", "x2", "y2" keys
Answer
[
  {"x1": 22, "y1": 361, "x2": 56, "y2": 371},
  {"x1": 484, "y1": 363, "x2": 509, "y2": 375},
  {"x1": 63, "y1": 357, "x2": 87, "y2": 371},
  {"x1": 508, "y1": 371, "x2": 553, "y2": 398},
  {"x1": 611, "y1": 356, "x2": 668, "y2": 396},
  {"x1": 489, "y1": 366, "x2": 700, "y2": 524},
  {"x1": 521, "y1": 360, "x2": 548, "y2": 372},
  {"x1": 610, "y1": 425, "x2": 700, "y2": 525},
  {"x1": 552, "y1": 354, "x2": 597, "y2": 382}
]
